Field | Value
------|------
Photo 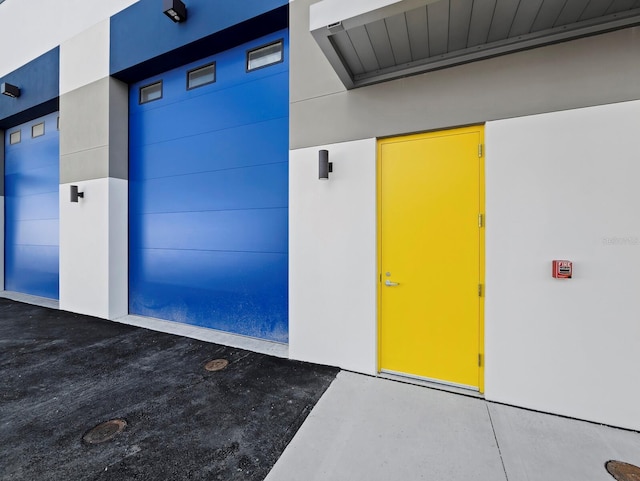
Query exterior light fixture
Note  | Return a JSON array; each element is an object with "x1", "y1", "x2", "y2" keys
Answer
[
  {"x1": 1, "y1": 82, "x2": 20, "y2": 98},
  {"x1": 70, "y1": 185, "x2": 84, "y2": 203},
  {"x1": 163, "y1": 0, "x2": 187, "y2": 23},
  {"x1": 319, "y1": 149, "x2": 332, "y2": 180}
]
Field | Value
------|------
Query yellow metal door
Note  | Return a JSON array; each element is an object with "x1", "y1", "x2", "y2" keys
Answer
[{"x1": 379, "y1": 126, "x2": 484, "y2": 391}]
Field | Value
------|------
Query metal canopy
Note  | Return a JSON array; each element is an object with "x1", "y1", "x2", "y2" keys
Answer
[{"x1": 311, "y1": 0, "x2": 640, "y2": 89}]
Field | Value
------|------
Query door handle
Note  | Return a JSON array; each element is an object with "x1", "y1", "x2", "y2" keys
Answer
[{"x1": 385, "y1": 280, "x2": 399, "y2": 287}]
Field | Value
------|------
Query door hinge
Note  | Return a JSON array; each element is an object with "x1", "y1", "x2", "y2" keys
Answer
[
  {"x1": 478, "y1": 144, "x2": 483, "y2": 158},
  {"x1": 478, "y1": 353, "x2": 483, "y2": 367},
  {"x1": 478, "y1": 284, "x2": 483, "y2": 297},
  {"x1": 478, "y1": 214, "x2": 484, "y2": 228}
]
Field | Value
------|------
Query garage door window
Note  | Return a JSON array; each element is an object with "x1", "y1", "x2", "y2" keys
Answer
[
  {"x1": 9, "y1": 130, "x2": 21, "y2": 144},
  {"x1": 187, "y1": 63, "x2": 216, "y2": 90},
  {"x1": 247, "y1": 40, "x2": 283, "y2": 72},
  {"x1": 139, "y1": 81, "x2": 163, "y2": 104},
  {"x1": 32, "y1": 122, "x2": 45, "y2": 138}
]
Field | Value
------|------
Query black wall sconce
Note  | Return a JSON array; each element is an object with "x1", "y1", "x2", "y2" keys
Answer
[
  {"x1": 70, "y1": 185, "x2": 84, "y2": 203},
  {"x1": 163, "y1": 0, "x2": 187, "y2": 23},
  {"x1": 1, "y1": 82, "x2": 20, "y2": 98},
  {"x1": 319, "y1": 149, "x2": 332, "y2": 180}
]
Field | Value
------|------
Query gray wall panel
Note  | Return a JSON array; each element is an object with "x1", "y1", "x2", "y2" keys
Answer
[
  {"x1": 290, "y1": 0, "x2": 345, "y2": 104},
  {"x1": 60, "y1": 77, "x2": 128, "y2": 183},
  {"x1": 108, "y1": 78, "x2": 129, "y2": 180},
  {"x1": 291, "y1": 0, "x2": 640, "y2": 149},
  {"x1": 60, "y1": 78, "x2": 110, "y2": 157},
  {"x1": 60, "y1": 148, "x2": 110, "y2": 184}
]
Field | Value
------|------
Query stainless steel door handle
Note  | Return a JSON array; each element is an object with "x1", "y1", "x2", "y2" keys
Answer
[{"x1": 385, "y1": 280, "x2": 399, "y2": 287}]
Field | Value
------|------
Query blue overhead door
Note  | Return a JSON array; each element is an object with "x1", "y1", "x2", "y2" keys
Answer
[
  {"x1": 129, "y1": 30, "x2": 289, "y2": 342},
  {"x1": 4, "y1": 112, "x2": 60, "y2": 299}
]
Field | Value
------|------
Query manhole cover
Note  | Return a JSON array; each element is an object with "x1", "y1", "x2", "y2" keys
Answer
[
  {"x1": 83, "y1": 419, "x2": 127, "y2": 445},
  {"x1": 606, "y1": 461, "x2": 640, "y2": 481},
  {"x1": 205, "y1": 359, "x2": 229, "y2": 372}
]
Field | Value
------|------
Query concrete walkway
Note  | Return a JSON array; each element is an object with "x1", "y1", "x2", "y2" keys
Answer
[{"x1": 266, "y1": 371, "x2": 640, "y2": 481}]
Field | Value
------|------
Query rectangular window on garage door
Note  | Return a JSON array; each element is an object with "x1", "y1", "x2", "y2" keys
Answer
[
  {"x1": 128, "y1": 30, "x2": 289, "y2": 342},
  {"x1": 9, "y1": 130, "x2": 21, "y2": 144},
  {"x1": 187, "y1": 63, "x2": 216, "y2": 89},
  {"x1": 247, "y1": 40, "x2": 283, "y2": 71},
  {"x1": 139, "y1": 81, "x2": 163, "y2": 104}
]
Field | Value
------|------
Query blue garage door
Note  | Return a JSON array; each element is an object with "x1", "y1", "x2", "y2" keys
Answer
[
  {"x1": 4, "y1": 112, "x2": 60, "y2": 299},
  {"x1": 129, "y1": 31, "x2": 289, "y2": 342}
]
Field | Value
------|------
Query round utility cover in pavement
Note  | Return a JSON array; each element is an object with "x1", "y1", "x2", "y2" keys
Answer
[
  {"x1": 205, "y1": 359, "x2": 229, "y2": 372},
  {"x1": 606, "y1": 461, "x2": 640, "y2": 481},
  {"x1": 83, "y1": 419, "x2": 127, "y2": 444}
]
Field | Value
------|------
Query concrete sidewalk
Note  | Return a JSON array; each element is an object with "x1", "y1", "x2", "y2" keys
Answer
[{"x1": 266, "y1": 371, "x2": 640, "y2": 481}]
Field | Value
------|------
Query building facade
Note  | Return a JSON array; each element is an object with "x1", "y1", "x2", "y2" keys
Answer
[{"x1": 1, "y1": 0, "x2": 639, "y2": 431}]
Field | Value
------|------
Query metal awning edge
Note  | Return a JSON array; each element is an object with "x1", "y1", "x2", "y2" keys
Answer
[
  {"x1": 310, "y1": 0, "x2": 438, "y2": 32},
  {"x1": 310, "y1": 0, "x2": 640, "y2": 90}
]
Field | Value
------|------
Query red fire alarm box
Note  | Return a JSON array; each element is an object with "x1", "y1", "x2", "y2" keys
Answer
[{"x1": 552, "y1": 260, "x2": 572, "y2": 279}]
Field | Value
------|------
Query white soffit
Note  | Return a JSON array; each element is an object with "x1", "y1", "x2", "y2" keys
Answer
[{"x1": 310, "y1": 0, "x2": 640, "y2": 89}]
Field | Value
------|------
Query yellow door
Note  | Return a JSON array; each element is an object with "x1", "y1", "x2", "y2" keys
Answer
[{"x1": 379, "y1": 126, "x2": 484, "y2": 391}]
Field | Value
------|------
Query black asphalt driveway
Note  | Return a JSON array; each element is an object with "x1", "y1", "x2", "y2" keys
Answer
[{"x1": 0, "y1": 299, "x2": 338, "y2": 480}]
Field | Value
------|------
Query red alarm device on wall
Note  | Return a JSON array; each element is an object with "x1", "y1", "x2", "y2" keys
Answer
[{"x1": 552, "y1": 260, "x2": 572, "y2": 279}]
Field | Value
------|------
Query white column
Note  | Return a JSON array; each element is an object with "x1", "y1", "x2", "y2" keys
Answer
[{"x1": 58, "y1": 21, "x2": 129, "y2": 319}]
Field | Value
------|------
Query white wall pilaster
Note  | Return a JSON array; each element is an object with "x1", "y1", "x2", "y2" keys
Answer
[
  {"x1": 59, "y1": 178, "x2": 127, "y2": 319},
  {"x1": 289, "y1": 138, "x2": 378, "y2": 374}
]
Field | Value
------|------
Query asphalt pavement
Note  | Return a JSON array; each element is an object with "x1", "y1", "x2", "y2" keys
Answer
[{"x1": 0, "y1": 298, "x2": 338, "y2": 481}]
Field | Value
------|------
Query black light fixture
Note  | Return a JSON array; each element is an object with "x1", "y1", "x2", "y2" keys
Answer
[
  {"x1": 1, "y1": 82, "x2": 20, "y2": 98},
  {"x1": 319, "y1": 149, "x2": 332, "y2": 180},
  {"x1": 163, "y1": 0, "x2": 187, "y2": 23},
  {"x1": 70, "y1": 185, "x2": 84, "y2": 203}
]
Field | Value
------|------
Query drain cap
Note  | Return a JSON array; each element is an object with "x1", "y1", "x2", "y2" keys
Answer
[
  {"x1": 205, "y1": 359, "x2": 229, "y2": 372},
  {"x1": 606, "y1": 461, "x2": 640, "y2": 481},
  {"x1": 83, "y1": 419, "x2": 127, "y2": 445}
]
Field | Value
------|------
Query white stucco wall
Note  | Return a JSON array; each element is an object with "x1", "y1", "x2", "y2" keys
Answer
[
  {"x1": 484, "y1": 100, "x2": 640, "y2": 431},
  {"x1": 59, "y1": 178, "x2": 128, "y2": 319},
  {"x1": 0, "y1": 0, "x2": 138, "y2": 77},
  {"x1": 289, "y1": 101, "x2": 640, "y2": 431},
  {"x1": 60, "y1": 20, "x2": 110, "y2": 95},
  {"x1": 289, "y1": 138, "x2": 378, "y2": 374}
]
